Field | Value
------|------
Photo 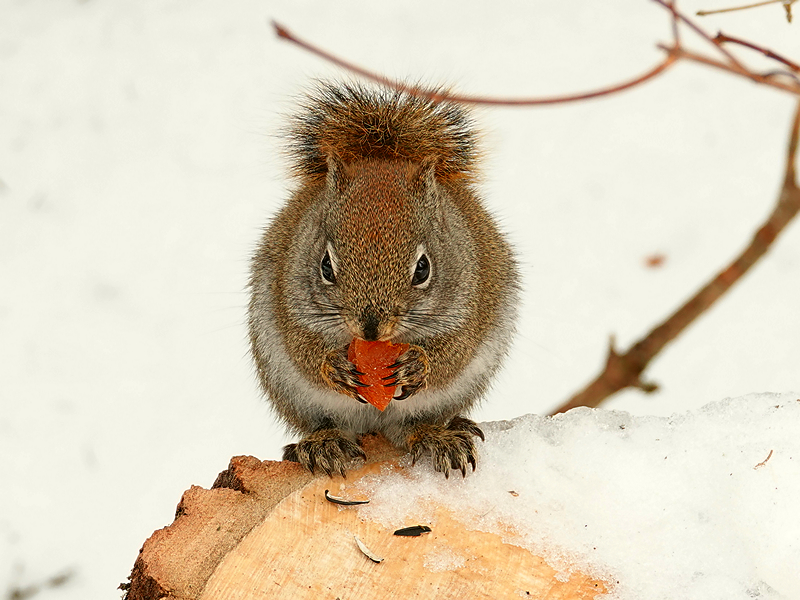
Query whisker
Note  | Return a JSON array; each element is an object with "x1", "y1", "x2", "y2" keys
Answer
[
  {"x1": 406, "y1": 308, "x2": 465, "y2": 317},
  {"x1": 395, "y1": 315, "x2": 460, "y2": 338},
  {"x1": 290, "y1": 300, "x2": 346, "y2": 330}
]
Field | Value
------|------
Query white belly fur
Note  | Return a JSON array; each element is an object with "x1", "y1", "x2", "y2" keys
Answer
[{"x1": 253, "y1": 296, "x2": 513, "y2": 447}]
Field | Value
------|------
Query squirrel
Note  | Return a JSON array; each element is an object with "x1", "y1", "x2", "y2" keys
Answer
[{"x1": 248, "y1": 82, "x2": 519, "y2": 478}]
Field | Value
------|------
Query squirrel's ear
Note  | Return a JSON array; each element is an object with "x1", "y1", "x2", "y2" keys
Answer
[
  {"x1": 325, "y1": 153, "x2": 350, "y2": 194},
  {"x1": 412, "y1": 158, "x2": 444, "y2": 217},
  {"x1": 412, "y1": 156, "x2": 438, "y2": 191}
]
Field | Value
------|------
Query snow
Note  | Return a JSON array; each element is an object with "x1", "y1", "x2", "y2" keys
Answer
[
  {"x1": 355, "y1": 393, "x2": 800, "y2": 599},
  {"x1": 0, "y1": 1, "x2": 798, "y2": 598}
]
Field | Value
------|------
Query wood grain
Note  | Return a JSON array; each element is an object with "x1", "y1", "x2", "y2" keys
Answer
[{"x1": 200, "y1": 461, "x2": 608, "y2": 600}]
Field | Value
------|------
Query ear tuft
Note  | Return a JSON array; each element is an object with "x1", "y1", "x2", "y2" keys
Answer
[
  {"x1": 325, "y1": 153, "x2": 349, "y2": 195},
  {"x1": 412, "y1": 157, "x2": 438, "y2": 190}
]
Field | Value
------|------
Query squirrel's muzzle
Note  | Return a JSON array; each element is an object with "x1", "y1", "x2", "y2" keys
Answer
[{"x1": 359, "y1": 305, "x2": 391, "y2": 341}]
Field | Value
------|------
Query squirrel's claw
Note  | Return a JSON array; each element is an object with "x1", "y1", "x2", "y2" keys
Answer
[
  {"x1": 448, "y1": 415, "x2": 486, "y2": 442},
  {"x1": 321, "y1": 346, "x2": 368, "y2": 400},
  {"x1": 385, "y1": 345, "x2": 428, "y2": 400},
  {"x1": 406, "y1": 417, "x2": 484, "y2": 478},
  {"x1": 283, "y1": 428, "x2": 366, "y2": 478}
]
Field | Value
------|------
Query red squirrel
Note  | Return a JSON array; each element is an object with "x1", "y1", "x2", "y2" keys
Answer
[{"x1": 248, "y1": 82, "x2": 519, "y2": 477}]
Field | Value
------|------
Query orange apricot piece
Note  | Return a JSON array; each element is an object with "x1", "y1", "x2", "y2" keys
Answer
[{"x1": 347, "y1": 338, "x2": 409, "y2": 411}]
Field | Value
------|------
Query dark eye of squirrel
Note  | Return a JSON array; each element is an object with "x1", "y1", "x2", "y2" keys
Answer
[
  {"x1": 320, "y1": 250, "x2": 336, "y2": 284},
  {"x1": 412, "y1": 254, "x2": 430, "y2": 287}
]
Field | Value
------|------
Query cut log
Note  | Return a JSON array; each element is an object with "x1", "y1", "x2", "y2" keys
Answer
[{"x1": 123, "y1": 434, "x2": 608, "y2": 599}]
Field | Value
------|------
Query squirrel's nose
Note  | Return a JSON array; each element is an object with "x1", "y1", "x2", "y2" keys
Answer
[
  {"x1": 360, "y1": 305, "x2": 392, "y2": 341},
  {"x1": 360, "y1": 307, "x2": 381, "y2": 341}
]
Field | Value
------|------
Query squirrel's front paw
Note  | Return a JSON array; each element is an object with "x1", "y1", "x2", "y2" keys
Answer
[
  {"x1": 283, "y1": 428, "x2": 366, "y2": 477},
  {"x1": 407, "y1": 417, "x2": 485, "y2": 478},
  {"x1": 320, "y1": 346, "x2": 369, "y2": 402},
  {"x1": 384, "y1": 345, "x2": 429, "y2": 400}
]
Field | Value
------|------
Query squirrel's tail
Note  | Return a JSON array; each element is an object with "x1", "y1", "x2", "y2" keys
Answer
[{"x1": 287, "y1": 82, "x2": 478, "y2": 181}]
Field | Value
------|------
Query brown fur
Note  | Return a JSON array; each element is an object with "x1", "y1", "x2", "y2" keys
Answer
[{"x1": 287, "y1": 82, "x2": 479, "y2": 182}]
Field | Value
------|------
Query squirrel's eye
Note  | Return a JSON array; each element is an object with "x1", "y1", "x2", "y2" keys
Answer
[
  {"x1": 320, "y1": 250, "x2": 336, "y2": 284},
  {"x1": 411, "y1": 254, "x2": 430, "y2": 287}
]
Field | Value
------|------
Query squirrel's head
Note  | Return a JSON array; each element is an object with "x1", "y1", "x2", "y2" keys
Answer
[{"x1": 284, "y1": 156, "x2": 478, "y2": 344}]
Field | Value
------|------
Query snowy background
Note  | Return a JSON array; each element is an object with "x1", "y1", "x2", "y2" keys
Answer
[{"x1": 1, "y1": 1, "x2": 798, "y2": 598}]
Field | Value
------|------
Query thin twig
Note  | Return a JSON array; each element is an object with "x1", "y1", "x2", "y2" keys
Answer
[
  {"x1": 697, "y1": 0, "x2": 791, "y2": 15},
  {"x1": 551, "y1": 100, "x2": 800, "y2": 415},
  {"x1": 272, "y1": 20, "x2": 678, "y2": 106},
  {"x1": 666, "y1": 0, "x2": 681, "y2": 47},
  {"x1": 658, "y1": 45, "x2": 800, "y2": 94},
  {"x1": 700, "y1": 0, "x2": 795, "y2": 29},
  {"x1": 754, "y1": 449, "x2": 774, "y2": 469},
  {"x1": 698, "y1": 0, "x2": 796, "y2": 21},
  {"x1": 651, "y1": 0, "x2": 747, "y2": 72},
  {"x1": 714, "y1": 32, "x2": 800, "y2": 73}
]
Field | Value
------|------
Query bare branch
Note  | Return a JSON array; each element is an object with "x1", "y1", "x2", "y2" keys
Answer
[
  {"x1": 272, "y1": 20, "x2": 678, "y2": 106},
  {"x1": 698, "y1": 0, "x2": 788, "y2": 15},
  {"x1": 714, "y1": 32, "x2": 800, "y2": 73},
  {"x1": 273, "y1": 3, "x2": 800, "y2": 105},
  {"x1": 754, "y1": 449, "x2": 774, "y2": 469},
  {"x1": 698, "y1": 0, "x2": 795, "y2": 22},
  {"x1": 666, "y1": 0, "x2": 681, "y2": 47},
  {"x1": 551, "y1": 100, "x2": 800, "y2": 415},
  {"x1": 651, "y1": 0, "x2": 748, "y2": 71},
  {"x1": 658, "y1": 45, "x2": 800, "y2": 93}
]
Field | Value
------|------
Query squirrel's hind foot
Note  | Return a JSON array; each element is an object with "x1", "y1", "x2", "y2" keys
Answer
[
  {"x1": 283, "y1": 428, "x2": 366, "y2": 478},
  {"x1": 407, "y1": 417, "x2": 485, "y2": 478}
]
